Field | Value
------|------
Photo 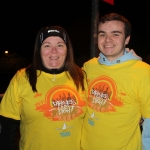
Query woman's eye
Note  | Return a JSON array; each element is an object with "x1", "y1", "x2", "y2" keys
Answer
[
  {"x1": 45, "y1": 45, "x2": 50, "y2": 47},
  {"x1": 58, "y1": 44, "x2": 63, "y2": 47}
]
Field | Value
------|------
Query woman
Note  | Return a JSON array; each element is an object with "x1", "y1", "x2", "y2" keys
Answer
[{"x1": 0, "y1": 26, "x2": 87, "y2": 150}]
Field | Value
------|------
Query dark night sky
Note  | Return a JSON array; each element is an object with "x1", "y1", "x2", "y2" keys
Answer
[
  {"x1": 1, "y1": 0, "x2": 150, "y2": 60},
  {"x1": 0, "y1": 0, "x2": 150, "y2": 93}
]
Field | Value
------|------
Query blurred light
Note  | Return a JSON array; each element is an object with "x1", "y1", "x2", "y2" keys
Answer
[{"x1": 5, "y1": 50, "x2": 8, "y2": 54}]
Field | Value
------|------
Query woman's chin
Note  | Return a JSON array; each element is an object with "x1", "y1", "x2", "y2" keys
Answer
[{"x1": 47, "y1": 65, "x2": 62, "y2": 69}]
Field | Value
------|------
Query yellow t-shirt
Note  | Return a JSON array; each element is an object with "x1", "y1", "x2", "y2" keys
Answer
[
  {"x1": 81, "y1": 58, "x2": 150, "y2": 150},
  {"x1": 0, "y1": 69, "x2": 87, "y2": 150}
]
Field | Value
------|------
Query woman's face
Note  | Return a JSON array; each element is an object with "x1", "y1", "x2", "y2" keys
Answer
[{"x1": 41, "y1": 36, "x2": 67, "y2": 69}]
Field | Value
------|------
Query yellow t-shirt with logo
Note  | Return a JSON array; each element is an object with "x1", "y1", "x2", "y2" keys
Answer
[
  {"x1": 0, "y1": 69, "x2": 87, "y2": 150},
  {"x1": 81, "y1": 58, "x2": 150, "y2": 150}
]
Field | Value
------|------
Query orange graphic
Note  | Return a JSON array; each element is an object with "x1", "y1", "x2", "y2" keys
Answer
[
  {"x1": 35, "y1": 85, "x2": 86, "y2": 121},
  {"x1": 88, "y1": 76, "x2": 124, "y2": 112},
  {"x1": 119, "y1": 92, "x2": 126, "y2": 96},
  {"x1": 34, "y1": 93, "x2": 42, "y2": 98}
]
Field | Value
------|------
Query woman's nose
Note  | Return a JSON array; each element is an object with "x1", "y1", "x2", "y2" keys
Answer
[{"x1": 51, "y1": 47, "x2": 57, "y2": 53}]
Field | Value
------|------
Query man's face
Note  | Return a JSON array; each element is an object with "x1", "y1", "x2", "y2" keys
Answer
[{"x1": 98, "y1": 20, "x2": 130, "y2": 62}]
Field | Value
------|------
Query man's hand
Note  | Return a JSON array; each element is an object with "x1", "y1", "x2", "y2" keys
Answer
[{"x1": 139, "y1": 118, "x2": 144, "y2": 126}]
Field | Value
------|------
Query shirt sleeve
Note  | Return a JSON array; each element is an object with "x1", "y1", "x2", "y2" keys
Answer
[
  {"x1": 142, "y1": 118, "x2": 150, "y2": 150},
  {"x1": 0, "y1": 70, "x2": 23, "y2": 120}
]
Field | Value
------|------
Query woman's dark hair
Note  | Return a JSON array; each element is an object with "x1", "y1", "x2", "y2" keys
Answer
[
  {"x1": 26, "y1": 26, "x2": 85, "y2": 92},
  {"x1": 99, "y1": 13, "x2": 132, "y2": 39}
]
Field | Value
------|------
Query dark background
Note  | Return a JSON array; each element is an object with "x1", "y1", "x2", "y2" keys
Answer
[{"x1": 0, "y1": 0, "x2": 150, "y2": 93}]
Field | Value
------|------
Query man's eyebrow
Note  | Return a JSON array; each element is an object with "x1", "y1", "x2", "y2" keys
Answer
[
  {"x1": 111, "y1": 31, "x2": 122, "y2": 34},
  {"x1": 98, "y1": 31, "x2": 105, "y2": 34},
  {"x1": 98, "y1": 31, "x2": 123, "y2": 34}
]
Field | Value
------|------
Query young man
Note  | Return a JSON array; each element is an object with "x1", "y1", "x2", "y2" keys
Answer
[{"x1": 81, "y1": 13, "x2": 150, "y2": 150}]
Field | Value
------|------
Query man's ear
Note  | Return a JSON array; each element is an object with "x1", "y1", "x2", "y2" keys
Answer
[{"x1": 125, "y1": 36, "x2": 130, "y2": 45}]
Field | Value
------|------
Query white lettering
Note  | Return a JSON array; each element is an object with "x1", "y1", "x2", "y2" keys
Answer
[
  {"x1": 48, "y1": 30, "x2": 60, "y2": 33},
  {"x1": 52, "y1": 99, "x2": 76, "y2": 107},
  {"x1": 91, "y1": 88, "x2": 111, "y2": 106},
  {"x1": 58, "y1": 105, "x2": 75, "y2": 115}
]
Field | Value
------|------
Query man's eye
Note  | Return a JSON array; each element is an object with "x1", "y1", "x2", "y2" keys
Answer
[
  {"x1": 114, "y1": 34, "x2": 119, "y2": 36},
  {"x1": 99, "y1": 34, "x2": 105, "y2": 37}
]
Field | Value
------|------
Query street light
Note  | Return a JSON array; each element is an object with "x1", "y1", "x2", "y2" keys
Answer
[{"x1": 4, "y1": 50, "x2": 8, "y2": 54}]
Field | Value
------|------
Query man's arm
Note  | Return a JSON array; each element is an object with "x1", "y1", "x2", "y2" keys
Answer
[{"x1": 142, "y1": 118, "x2": 150, "y2": 150}]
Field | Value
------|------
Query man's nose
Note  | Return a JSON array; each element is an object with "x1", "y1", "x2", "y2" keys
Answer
[{"x1": 105, "y1": 35, "x2": 112, "y2": 42}]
